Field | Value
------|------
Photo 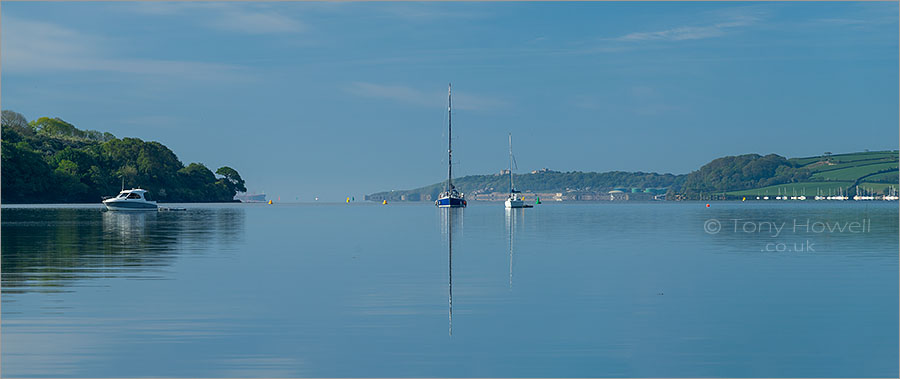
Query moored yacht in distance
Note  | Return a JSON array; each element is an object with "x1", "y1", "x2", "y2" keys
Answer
[
  {"x1": 436, "y1": 83, "x2": 467, "y2": 208},
  {"x1": 102, "y1": 188, "x2": 158, "y2": 211},
  {"x1": 505, "y1": 133, "x2": 532, "y2": 209}
]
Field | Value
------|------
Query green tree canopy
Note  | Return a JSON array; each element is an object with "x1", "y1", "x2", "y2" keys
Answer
[
  {"x1": 1, "y1": 110, "x2": 32, "y2": 137},
  {"x1": 675, "y1": 154, "x2": 810, "y2": 193},
  {"x1": 1, "y1": 110, "x2": 247, "y2": 203},
  {"x1": 216, "y1": 166, "x2": 247, "y2": 193}
]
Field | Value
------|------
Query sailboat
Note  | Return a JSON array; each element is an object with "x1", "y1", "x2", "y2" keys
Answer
[
  {"x1": 505, "y1": 133, "x2": 532, "y2": 209},
  {"x1": 435, "y1": 83, "x2": 467, "y2": 208}
]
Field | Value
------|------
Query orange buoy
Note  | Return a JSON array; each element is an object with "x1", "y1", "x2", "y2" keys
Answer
[
  {"x1": 268, "y1": 200, "x2": 273, "y2": 205},
  {"x1": 706, "y1": 203, "x2": 710, "y2": 207}
]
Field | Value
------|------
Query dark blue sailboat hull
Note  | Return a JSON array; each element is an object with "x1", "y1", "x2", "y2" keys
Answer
[{"x1": 436, "y1": 196, "x2": 466, "y2": 208}]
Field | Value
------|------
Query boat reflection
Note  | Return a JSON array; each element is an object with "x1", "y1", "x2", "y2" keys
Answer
[
  {"x1": 1, "y1": 207, "x2": 245, "y2": 295},
  {"x1": 102, "y1": 209, "x2": 156, "y2": 243},
  {"x1": 440, "y1": 207, "x2": 464, "y2": 336},
  {"x1": 504, "y1": 207, "x2": 524, "y2": 290}
]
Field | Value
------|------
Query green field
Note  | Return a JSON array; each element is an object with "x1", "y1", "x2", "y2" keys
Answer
[
  {"x1": 806, "y1": 158, "x2": 894, "y2": 173},
  {"x1": 860, "y1": 170, "x2": 899, "y2": 183},
  {"x1": 730, "y1": 150, "x2": 899, "y2": 195},
  {"x1": 727, "y1": 181, "x2": 854, "y2": 196},
  {"x1": 790, "y1": 156, "x2": 825, "y2": 166},
  {"x1": 810, "y1": 161, "x2": 899, "y2": 181},
  {"x1": 792, "y1": 151, "x2": 899, "y2": 166}
]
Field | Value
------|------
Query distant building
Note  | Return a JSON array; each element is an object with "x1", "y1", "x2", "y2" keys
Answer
[
  {"x1": 608, "y1": 190, "x2": 628, "y2": 201},
  {"x1": 400, "y1": 193, "x2": 420, "y2": 201}
]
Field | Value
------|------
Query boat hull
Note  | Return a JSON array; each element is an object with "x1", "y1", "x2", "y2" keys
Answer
[
  {"x1": 505, "y1": 199, "x2": 532, "y2": 208},
  {"x1": 436, "y1": 196, "x2": 467, "y2": 208},
  {"x1": 103, "y1": 200, "x2": 158, "y2": 211}
]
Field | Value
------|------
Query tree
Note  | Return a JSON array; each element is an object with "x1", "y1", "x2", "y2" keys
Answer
[
  {"x1": 56, "y1": 159, "x2": 79, "y2": 176},
  {"x1": 31, "y1": 117, "x2": 81, "y2": 138},
  {"x1": 2, "y1": 113, "x2": 251, "y2": 203},
  {"x1": 216, "y1": 166, "x2": 247, "y2": 193},
  {"x1": 2, "y1": 110, "x2": 33, "y2": 137},
  {"x1": 675, "y1": 153, "x2": 809, "y2": 194},
  {"x1": 116, "y1": 165, "x2": 139, "y2": 188},
  {"x1": 1, "y1": 141, "x2": 54, "y2": 202}
]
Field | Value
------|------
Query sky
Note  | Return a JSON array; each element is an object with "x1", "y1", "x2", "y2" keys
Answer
[{"x1": 2, "y1": 2, "x2": 898, "y2": 201}]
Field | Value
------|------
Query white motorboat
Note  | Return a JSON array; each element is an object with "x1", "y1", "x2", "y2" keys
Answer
[{"x1": 102, "y1": 188, "x2": 158, "y2": 211}]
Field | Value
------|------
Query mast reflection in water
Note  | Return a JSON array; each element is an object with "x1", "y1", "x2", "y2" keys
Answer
[
  {"x1": 439, "y1": 207, "x2": 464, "y2": 336},
  {"x1": 504, "y1": 207, "x2": 524, "y2": 290}
]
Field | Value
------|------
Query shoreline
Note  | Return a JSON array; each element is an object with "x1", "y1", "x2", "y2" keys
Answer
[{"x1": 3, "y1": 200, "x2": 898, "y2": 209}]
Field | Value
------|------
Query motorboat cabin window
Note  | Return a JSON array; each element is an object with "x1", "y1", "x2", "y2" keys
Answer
[
  {"x1": 127, "y1": 193, "x2": 142, "y2": 199},
  {"x1": 118, "y1": 193, "x2": 128, "y2": 198}
]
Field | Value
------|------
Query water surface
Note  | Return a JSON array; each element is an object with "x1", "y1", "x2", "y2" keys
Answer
[{"x1": 2, "y1": 202, "x2": 897, "y2": 377}]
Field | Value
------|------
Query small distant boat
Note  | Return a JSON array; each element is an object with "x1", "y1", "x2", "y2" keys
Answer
[
  {"x1": 102, "y1": 188, "x2": 158, "y2": 211},
  {"x1": 234, "y1": 192, "x2": 267, "y2": 203},
  {"x1": 505, "y1": 133, "x2": 532, "y2": 209},
  {"x1": 435, "y1": 83, "x2": 466, "y2": 208}
]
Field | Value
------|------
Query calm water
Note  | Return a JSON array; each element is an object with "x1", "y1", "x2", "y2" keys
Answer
[{"x1": 1, "y1": 202, "x2": 897, "y2": 377}]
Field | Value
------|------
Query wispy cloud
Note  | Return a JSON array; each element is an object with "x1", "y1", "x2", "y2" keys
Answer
[
  {"x1": 378, "y1": 4, "x2": 489, "y2": 22},
  {"x1": 1, "y1": 16, "x2": 248, "y2": 80},
  {"x1": 346, "y1": 82, "x2": 509, "y2": 111},
  {"x1": 808, "y1": 1, "x2": 898, "y2": 29},
  {"x1": 347, "y1": 82, "x2": 432, "y2": 107},
  {"x1": 809, "y1": 13, "x2": 898, "y2": 29},
  {"x1": 127, "y1": 2, "x2": 304, "y2": 34},
  {"x1": 613, "y1": 9, "x2": 762, "y2": 42},
  {"x1": 618, "y1": 25, "x2": 727, "y2": 42}
]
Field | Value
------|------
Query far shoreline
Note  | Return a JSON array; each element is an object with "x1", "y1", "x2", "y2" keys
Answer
[{"x1": 3, "y1": 200, "x2": 897, "y2": 209}]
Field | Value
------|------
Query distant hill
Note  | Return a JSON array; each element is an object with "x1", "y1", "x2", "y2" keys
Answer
[
  {"x1": 727, "y1": 151, "x2": 898, "y2": 197},
  {"x1": 367, "y1": 170, "x2": 678, "y2": 201},
  {"x1": 367, "y1": 150, "x2": 899, "y2": 201}
]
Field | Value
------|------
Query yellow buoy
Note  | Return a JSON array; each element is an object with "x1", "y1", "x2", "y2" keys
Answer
[
  {"x1": 268, "y1": 200, "x2": 273, "y2": 204},
  {"x1": 382, "y1": 200, "x2": 387, "y2": 205},
  {"x1": 742, "y1": 197, "x2": 746, "y2": 201},
  {"x1": 347, "y1": 197, "x2": 350, "y2": 203}
]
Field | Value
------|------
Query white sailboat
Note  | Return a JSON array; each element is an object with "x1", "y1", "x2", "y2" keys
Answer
[{"x1": 505, "y1": 133, "x2": 532, "y2": 209}]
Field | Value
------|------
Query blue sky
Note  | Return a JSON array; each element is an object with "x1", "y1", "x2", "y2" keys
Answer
[{"x1": 2, "y1": 2, "x2": 897, "y2": 201}]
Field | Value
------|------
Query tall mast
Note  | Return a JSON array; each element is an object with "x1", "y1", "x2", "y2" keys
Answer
[
  {"x1": 508, "y1": 133, "x2": 514, "y2": 194},
  {"x1": 447, "y1": 83, "x2": 453, "y2": 191}
]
